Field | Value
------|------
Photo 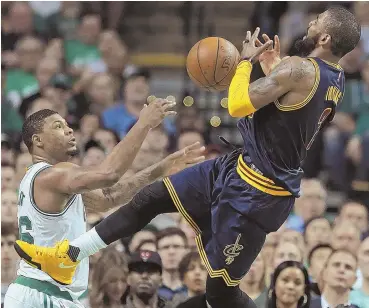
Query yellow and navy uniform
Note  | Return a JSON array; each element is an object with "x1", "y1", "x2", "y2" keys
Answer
[
  {"x1": 163, "y1": 57, "x2": 344, "y2": 287},
  {"x1": 237, "y1": 57, "x2": 344, "y2": 197}
]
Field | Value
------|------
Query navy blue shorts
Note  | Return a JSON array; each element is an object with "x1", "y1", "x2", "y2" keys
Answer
[{"x1": 163, "y1": 149, "x2": 295, "y2": 286}]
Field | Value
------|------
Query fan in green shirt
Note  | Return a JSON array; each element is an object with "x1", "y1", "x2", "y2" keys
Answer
[
  {"x1": 64, "y1": 12, "x2": 106, "y2": 75},
  {"x1": 5, "y1": 36, "x2": 43, "y2": 109}
]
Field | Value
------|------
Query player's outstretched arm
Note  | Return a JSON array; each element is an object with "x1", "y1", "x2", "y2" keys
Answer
[
  {"x1": 37, "y1": 99, "x2": 176, "y2": 195},
  {"x1": 82, "y1": 142, "x2": 206, "y2": 212}
]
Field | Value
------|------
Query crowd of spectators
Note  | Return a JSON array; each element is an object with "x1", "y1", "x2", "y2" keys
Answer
[{"x1": 2, "y1": 1, "x2": 369, "y2": 308}]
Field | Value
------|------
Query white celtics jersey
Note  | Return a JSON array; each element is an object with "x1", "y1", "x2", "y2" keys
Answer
[{"x1": 17, "y1": 162, "x2": 89, "y2": 300}]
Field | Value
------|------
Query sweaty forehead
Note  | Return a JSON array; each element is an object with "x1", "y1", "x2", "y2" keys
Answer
[{"x1": 43, "y1": 114, "x2": 65, "y2": 126}]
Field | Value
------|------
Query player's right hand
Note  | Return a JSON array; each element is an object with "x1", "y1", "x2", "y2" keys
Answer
[
  {"x1": 256, "y1": 34, "x2": 287, "y2": 76},
  {"x1": 138, "y1": 98, "x2": 177, "y2": 129}
]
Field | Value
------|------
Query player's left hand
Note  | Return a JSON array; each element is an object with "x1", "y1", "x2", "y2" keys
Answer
[
  {"x1": 240, "y1": 27, "x2": 273, "y2": 63},
  {"x1": 161, "y1": 142, "x2": 206, "y2": 177}
]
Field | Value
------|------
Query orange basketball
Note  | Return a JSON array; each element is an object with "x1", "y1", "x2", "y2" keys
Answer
[{"x1": 186, "y1": 37, "x2": 240, "y2": 92}]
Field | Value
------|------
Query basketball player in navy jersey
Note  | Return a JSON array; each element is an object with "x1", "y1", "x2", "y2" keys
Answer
[{"x1": 15, "y1": 6, "x2": 361, "y2": 308}]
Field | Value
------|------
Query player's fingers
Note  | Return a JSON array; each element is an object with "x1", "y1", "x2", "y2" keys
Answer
[
  {"x1": 262, "y1": 34, "x2": 271, "y2": 42},
  {"x1": 182, "y1": 142, "x2": 203, "y2": 153},
  {"x1": 256, "y1": 40, "x2": 273, "y2": 56},
  {"x1": 244, "y1": 31, "x2": 251, "y2": 43},
  {"x1": 163, "y1": 102, "x2": 176, "y2": 111},
  {"x1": 185, "y1": 156, "x2": 206, "y2": 165},
  {"x1": 252, "y1": 27, "x2": 260, "y2": 41},
  {"x1": 274, "y1": 35, "x2": 280, "y2": 53},
  {"x1": 255, "y1": 38, "x2": 263, "y2": 47},
  {"x1": 186, "y1": 146, "x2": 206, "y2": 158}
]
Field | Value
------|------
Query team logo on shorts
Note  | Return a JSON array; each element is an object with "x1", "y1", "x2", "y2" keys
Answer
[{"x1": 223, "y1": 234, "x2": 244, "y2": 265}]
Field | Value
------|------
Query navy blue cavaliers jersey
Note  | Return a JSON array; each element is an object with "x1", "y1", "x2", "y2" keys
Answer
[{"x1": 237, "y1": 57, "x2": 345, "y2": 196}]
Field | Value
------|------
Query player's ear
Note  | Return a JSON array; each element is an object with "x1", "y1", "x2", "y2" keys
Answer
[
  {"x1": 319, "y1": 34, "x2": 331, "y2": 49},
  {"x1": 32, "y1": 134, "x2": 43, "y2": 148}
]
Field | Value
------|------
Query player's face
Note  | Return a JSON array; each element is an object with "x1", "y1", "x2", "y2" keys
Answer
[
  {"x1": 183, "y1": 259, "x2": 207, "y2": 294},
  {"x1": 275, "y1": 267, "x2": 305, "y2": 306},
  {"x1": 295, "y1": 12, "x2": 329, "y2": 57},
  {"x1": 36, "y1": 114, "x2": 78, "y2": 162},
  {"x1": 323, "y1": 252, "x2": 357, "y2": 290}
]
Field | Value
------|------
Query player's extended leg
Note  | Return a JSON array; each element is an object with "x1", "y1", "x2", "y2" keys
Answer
[
  {"x1": 14, "y1": 158, "x2": 218, "y2": 285},
  {"x1": 14, "y1": 181, "x2": 177, "y2": 284}
]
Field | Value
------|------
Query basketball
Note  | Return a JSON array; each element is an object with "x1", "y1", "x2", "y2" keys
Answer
[{"x1": 186, "y1": 37, "x2": 240, "y2": 92}]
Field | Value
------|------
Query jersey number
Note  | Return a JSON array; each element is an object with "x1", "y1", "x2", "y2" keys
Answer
[
  {"x1": 305, "y1": 108, "x2": 332, "y2": 150},
  {"x1": 19, "y1": 216, "x2": 34, "y2": 244}
]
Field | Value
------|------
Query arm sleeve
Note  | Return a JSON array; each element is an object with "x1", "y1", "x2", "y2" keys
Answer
[{"x1": 228, "y1": 61, "x2": 256, "y2": 117}]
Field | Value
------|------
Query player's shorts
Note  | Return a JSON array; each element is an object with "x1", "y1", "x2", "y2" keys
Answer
[
  {"x1": 4, "y1": 276, "x2": 85, "y2": 308},
  {"x1": 164, "y1": 149, "x2": 295, "y2": 286}
]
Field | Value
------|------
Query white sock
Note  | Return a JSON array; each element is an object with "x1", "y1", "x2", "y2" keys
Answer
[{"x1": 70, "y1": 227, "x2": 107, "y2": 261}]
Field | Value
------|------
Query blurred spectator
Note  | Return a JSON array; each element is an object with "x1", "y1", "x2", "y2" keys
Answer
[
  {"x1": 128, "y1": 229, "x2": 157, "y2": 255},
  {"x1": 177, "y1": 131, "x2": 205, "y2": 150},
  {"x1": 239, "y1": 253, "x2": 267, "y2": 308},
  {"x1": 46, "y1": 2, "x2": 82, "y2": 40},
  {"x1": 350, "y1": 236, "x2": 369, "y2": 308},
  {"x1": 78, "y1": 113, "x2": 100, "y2": 147},
  {"x1": 331, "y1": 221, "x2": 361, "y2": 256},
  {"x1": 1, "y1": 135, "x2": 16, "y2": 165},
  {"x1": 1, "y1": 164, "x2": 16, "y2": 191},
  {"x1": 307, "y1": 244, "x2": 333, "y2": 285},
  {"x1": 65, "y1": 11, "x2": 105, "y2": 76},
  {"x1": 157, "y1": 228, "x2": 188, "y2": 301},
  {"x1": 2, "y1": 2, "x2": 38, "y2": 53},
  {"x1": 136, "y1": 240, "x2": 158, "y2": 253},
  {"x1": 304, "y1": 217, "x2": 332, "y2": 254},
  {"x1": 262, "y1": 232, "x2": 279, "y2": 269},
  {"x1": 178, "y1": 216, "x2": 196, "y2": 250},
  {"x1": 103, "y1": 67, "x2": 176, "y2": 139},
  {"x1": 89, "y1": 247, "x2": 129, "y2": 308},
  {"x1": 1, "y1": 190, "x2": 18, "y2": 227},
  {"x1": 131, "y1": 127, "x2": 169, "y2": 173},
  {"x1": 286, "y1": 179, "x2": 327, "y2": 232},
  {"x1": 273, "y1": 242, "x2": 303, "y2": 269},
  {"x1": 81, "y1": 140, "x2": 106, "y2": 167},
  {"x1": 25, "y1": 97, "x2": 54, "y2": 118},
  {"x1": 267, "y1": 261, "x2": 311, "y2": 308},
  {"x1": 14, "y1": 152, "x2": 32, "y2": 185},
  {"x1": 5, "y1": 36, "x2": 44, "y2": 108},
  {"x1": 124, "y1": 250, "x2": 171, "y2": 308},
  {"x1": 177, "y1": 106, "x2": 205, "y2": 137},
  {"x1": 1, "y1": 223, "x2": 18, "y2": 306},
  {"x1": 93, "y1": 128, "x2": 119, "y2": 154},
  {"x1": 171, "y1": 251, "x2": 207, "y2": 306},
  {"x1": 35, "y1": 58, "x2": 62, "y2": 90},
  {"x1": 311, "y1": 250, "x2": 357, "y2": 308},
  {"x1": 279, "y1": 229, "x2": 305, "y2": 255},
  {"x1": 337, "y1": 201, "x2": 369, "y2": 236},
  {"x1": 86, "y1": 72, "x2": 118, "y2": 116}
]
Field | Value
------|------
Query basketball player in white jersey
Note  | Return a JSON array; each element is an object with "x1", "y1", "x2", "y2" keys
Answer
[{"x1": 4, "y1": 100, "x2": 205, "y2": 307}]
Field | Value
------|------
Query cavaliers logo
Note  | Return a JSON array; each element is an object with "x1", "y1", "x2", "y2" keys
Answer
[{"x1": 223, "y1": 234, "x2": 244, "y2": 265}]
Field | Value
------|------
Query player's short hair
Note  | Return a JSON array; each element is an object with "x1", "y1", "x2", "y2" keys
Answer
[
  {"x1": 325, "y1": 6, "x2": 361, "y2": 57},
  {"x1": 156, "y1": 227, "x2": 188, "y2": 248},
  {"x1": 178, "y1": 251, "x2": 202, "y2": 280},
  {"x1": 22, "y1": 109, "x2": 58, "y2": 152}
]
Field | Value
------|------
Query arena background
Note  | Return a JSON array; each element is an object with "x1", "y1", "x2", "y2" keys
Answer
[{"x1": 1, "y1": 1, "x2": 369, "y2": 308}]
